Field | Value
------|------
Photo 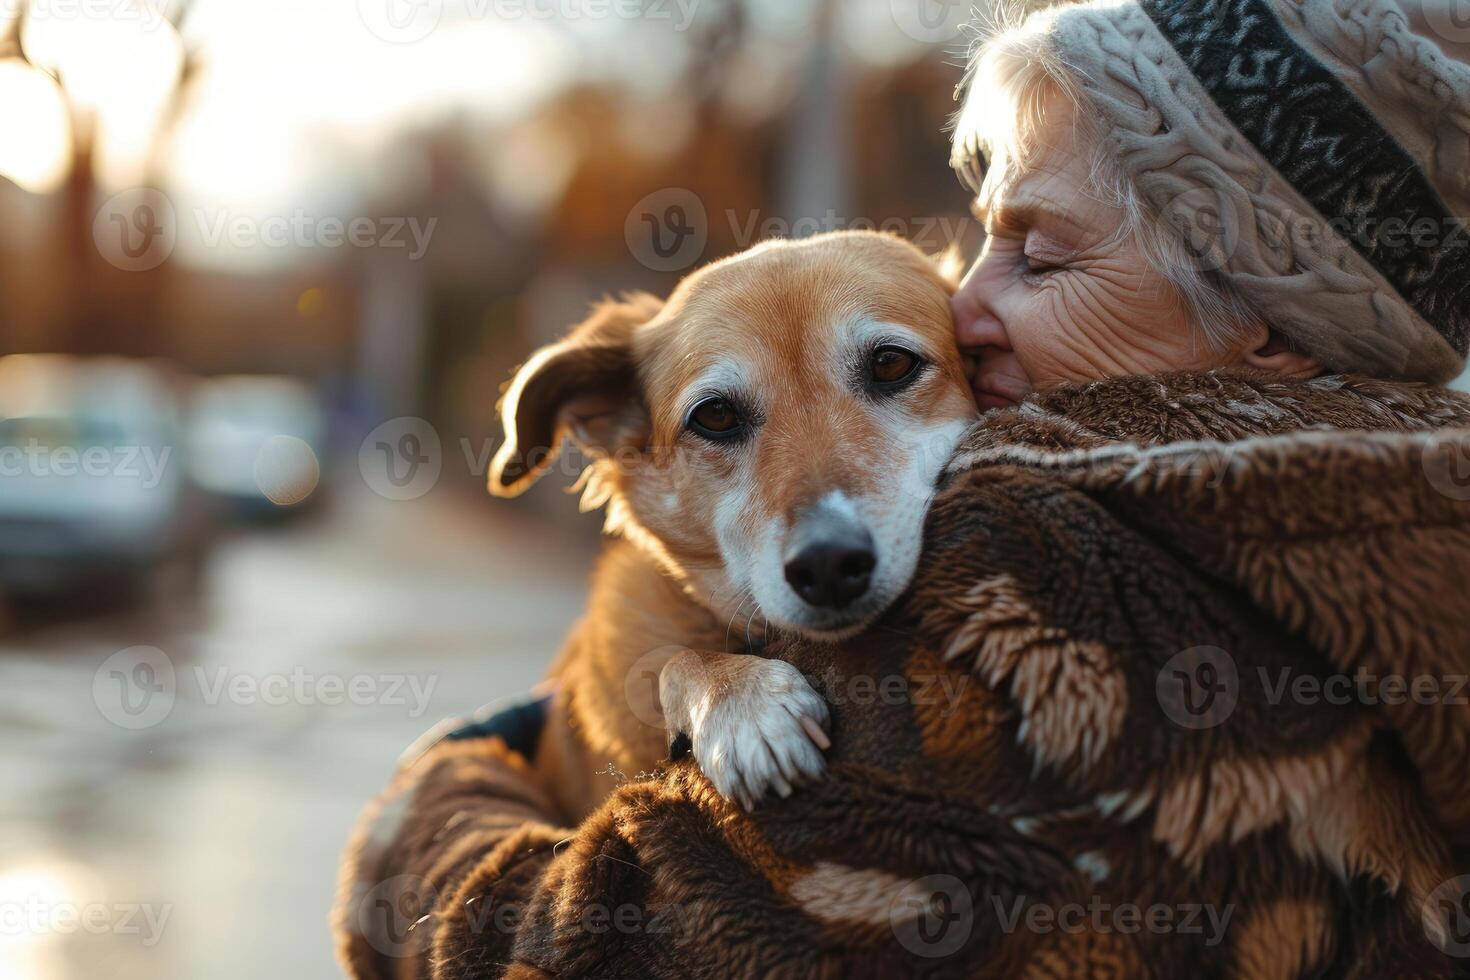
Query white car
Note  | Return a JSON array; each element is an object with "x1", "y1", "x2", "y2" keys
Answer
[
  {"x1": 0, "y1": 355, "x2": 190, "y2": 600},
  {"x1": 185, "y1": 374, "x2": 325, "y2": 519}
]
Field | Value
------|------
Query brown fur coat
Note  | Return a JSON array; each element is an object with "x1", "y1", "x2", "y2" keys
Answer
[{"x1": 335, "y1": 371, "x2": 1470, "y2": 979}]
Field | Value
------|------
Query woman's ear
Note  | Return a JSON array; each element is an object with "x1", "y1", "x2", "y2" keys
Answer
[
  {"x1": 1240, "y1": 328, "x2": 1323, "y2": 379},
  {"x1": 489, "y1": 292, "x2": 664, "y2": 497}
]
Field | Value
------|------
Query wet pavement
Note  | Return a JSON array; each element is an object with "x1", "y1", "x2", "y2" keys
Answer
[{"x1": 0, "y1": 485, "x2": 594, "y2": 979}]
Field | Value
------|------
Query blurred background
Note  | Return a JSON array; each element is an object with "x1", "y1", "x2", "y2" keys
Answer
[{"x1": 0, "y1": 0, "x2": 989, "y2": 976}]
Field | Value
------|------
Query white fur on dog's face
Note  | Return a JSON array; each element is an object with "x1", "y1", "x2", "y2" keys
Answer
[
  {"x1": 692, "y1": 317, "x2": 971, "y2": 638},
  {"x1": 613, "y1": 233, "x2": 978, "y2": 640}
]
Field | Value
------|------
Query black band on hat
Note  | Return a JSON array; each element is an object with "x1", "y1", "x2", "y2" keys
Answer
[{"x1": 1142, "y1": 0, "x2": 1469, "y2": 356}]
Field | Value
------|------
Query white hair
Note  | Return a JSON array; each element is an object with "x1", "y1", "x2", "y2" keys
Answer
[{"x1": 951, "y1": 4, "x2": 1264, "y2": 349}]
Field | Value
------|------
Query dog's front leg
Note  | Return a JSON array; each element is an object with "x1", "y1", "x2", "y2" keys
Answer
[{"x1": 659, "y1": 650, "x2": 830, "y2": 810}]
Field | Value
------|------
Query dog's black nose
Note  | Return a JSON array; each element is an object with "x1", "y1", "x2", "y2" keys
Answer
[{"x1": 784, "y1": 528, "x2": 876, "y2": 609}]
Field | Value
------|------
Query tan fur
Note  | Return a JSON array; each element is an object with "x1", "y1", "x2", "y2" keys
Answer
[
  {"x1": 1149, "y1": 724, "x2": 1372, "y2": 868},
  {"x1": 789, "y1": 862, "x2": 923, "y2": 927},
  {"x1": 942, "y1": 574, "x2": 1127, "y2": 774},
  {"x1": 492, "y1": 231, "x2": 976, "y2": 819},
  {"x1": 1231, "y1": 899, "x2": 1335, "y2": 980}
]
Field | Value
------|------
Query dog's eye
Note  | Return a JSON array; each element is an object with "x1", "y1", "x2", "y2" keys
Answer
[
  {"x1": 869, "y1": 346, "x2": 921, "y2": 388},
  {"x1": 687, "y1": 397, "x2": 744, "y2": 440}
]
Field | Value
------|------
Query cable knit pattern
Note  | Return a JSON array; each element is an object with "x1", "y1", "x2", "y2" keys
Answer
[
  {"x1": 1142, "y1": 0, "x2": 1470, "y2": 367},
  {"x1": 1045, "y1": 0, "x2": 1467, "y2": 382},
  {"x1": 1276, "y1": 0, "x2": 1470, "y2": 217}
]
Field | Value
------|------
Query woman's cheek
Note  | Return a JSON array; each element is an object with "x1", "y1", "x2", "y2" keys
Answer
[
  {"x1": 1010, "y1": 275, "x2": 1153, "y2": 386},
  {"x1": 1006, "y1": 283, "x2": 1097, "y2": 388}
]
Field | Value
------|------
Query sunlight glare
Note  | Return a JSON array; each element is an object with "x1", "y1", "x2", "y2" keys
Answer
[
  {"x1": 0, "y1": 63, "x2": 71, "y2": 193},
  {"x1": 20, "y1": 0, "x2": 184, "y2": 188},
  {"x1": 0, "y1": 861, "x2": 90, "y2": 980}
]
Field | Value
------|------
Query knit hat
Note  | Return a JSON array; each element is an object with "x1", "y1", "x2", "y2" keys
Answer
[{"x1": 958, "y1": 0, "x2": 1470, "y2": 382}]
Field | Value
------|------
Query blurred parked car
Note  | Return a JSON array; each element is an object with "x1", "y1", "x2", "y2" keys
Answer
[
  {"x1": 0, "y1": 355, "x2": 202, "y2": 604},
  {"x1": 185, "y1": 375, "x2": 326, "y2": 522}
]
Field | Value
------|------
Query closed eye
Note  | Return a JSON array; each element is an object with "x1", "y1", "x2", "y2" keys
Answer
[{"x1": 1022, "y1": 231, "x2": 1074, "y2": 279}]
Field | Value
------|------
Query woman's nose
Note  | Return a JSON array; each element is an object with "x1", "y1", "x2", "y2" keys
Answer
[
  {"x1": 951, "y1": 257, "x2": 1011, "y2": 350},
  {"x1": 954, "y1": 309, "x2": 1012, "y2": 349}
]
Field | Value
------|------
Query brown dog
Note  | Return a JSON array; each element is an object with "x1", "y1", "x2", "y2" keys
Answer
[{"x1": 490, "y1": 231, "x2": 977, "y2": 819}]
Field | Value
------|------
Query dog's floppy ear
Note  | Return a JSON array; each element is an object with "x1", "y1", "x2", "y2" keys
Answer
[{"x1": 489, "y1": 292, "x2": 664, "y2": 497}]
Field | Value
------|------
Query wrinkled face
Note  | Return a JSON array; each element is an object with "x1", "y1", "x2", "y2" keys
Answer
[
  {"x1": 950, "y1": 91, "x2": 1257, "y2": 410},
  {"x1": 622, "y1": 234, "x2": 977, "y2": 639}
]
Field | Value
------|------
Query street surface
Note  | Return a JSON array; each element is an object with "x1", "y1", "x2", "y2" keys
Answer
[{"x1": 0, "y1": 483, "x2": 594, "y2": 979}]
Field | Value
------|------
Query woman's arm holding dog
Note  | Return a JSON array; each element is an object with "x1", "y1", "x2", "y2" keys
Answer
[
  {"x1": 333, "y1": 735, "x2": 572, "y2": 980},
  {"x1": 331, "y1": 648, "x2": 835, "y2": 979},
  {"x1": 334, "y1": 728, "x2": 866, "y2": 980}
]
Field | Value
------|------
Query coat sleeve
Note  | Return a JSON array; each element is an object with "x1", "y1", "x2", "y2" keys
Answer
[
  {"x1": 333, "y1": 735, "x2": 575, "y2": 980},
  {"x1": 336, "y1": 725, "x2": 972, "y2": 980}
]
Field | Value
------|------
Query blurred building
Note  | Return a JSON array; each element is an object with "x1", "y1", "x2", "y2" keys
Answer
[{"x1": 1, "y1": 0, "x2": 980, "y2": 502}]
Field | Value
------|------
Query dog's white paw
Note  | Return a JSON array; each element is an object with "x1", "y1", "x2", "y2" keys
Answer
[{"x1": 664, "y1": 657, "x2": 830, "y2": 810}]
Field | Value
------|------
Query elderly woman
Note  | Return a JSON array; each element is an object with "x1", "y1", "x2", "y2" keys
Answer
[
  {"x1": 336, "y1": 1, "x2": 1470, "y2": 977},
  {"x1": 950, "y1": 0, "x2": 1467, "y2": 403}
]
